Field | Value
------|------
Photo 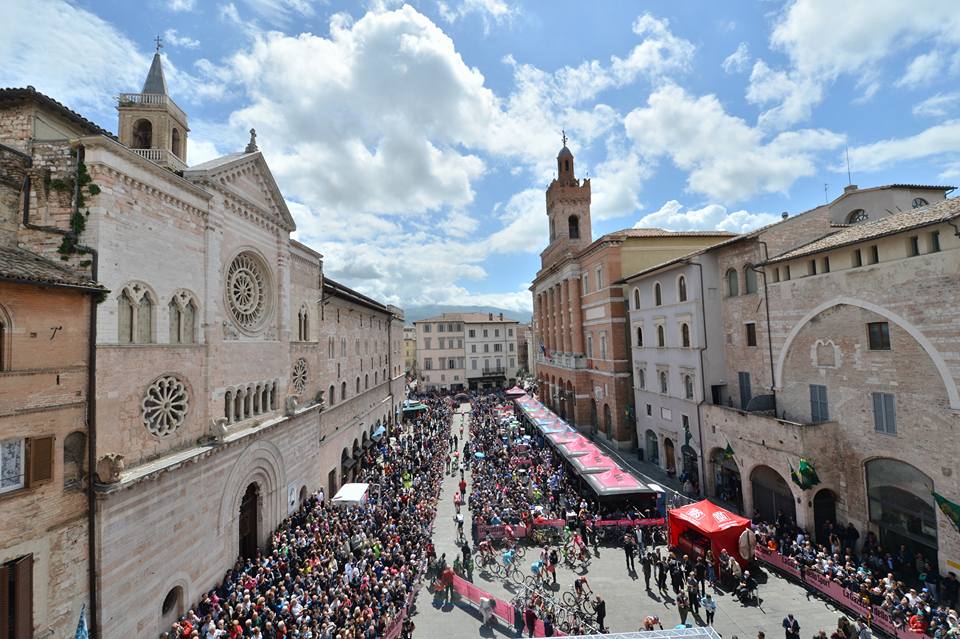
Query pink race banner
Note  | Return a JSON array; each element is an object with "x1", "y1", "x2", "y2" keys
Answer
[
  {"x1": 590, "y1": 518, "x2": 665, "y2": 528},
  {"x1": 757, "y1": 547, "x2": 918, "y2": 639},
  {"x1": 475, "y1": 523, "x2": 529, "y2": 540}
]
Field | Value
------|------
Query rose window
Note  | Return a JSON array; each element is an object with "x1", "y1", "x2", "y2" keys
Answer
[
  {"x1": 292, "y1": 358, "x2": 308, "y2": 393},
  {"x1": 227, "y1": 252, "x2": 270, "y2": 332},
  {"x1": 142, "y1": 376, "x2": 189, "y2": 436}
]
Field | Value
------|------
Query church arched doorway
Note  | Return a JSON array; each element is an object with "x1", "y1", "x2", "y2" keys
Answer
[
  {"x1": 238, "y1": 482, "x2": 260, "y2": 559},
  {"x1": 751, "y1": 465, "x2": 796, "y2": 525}
]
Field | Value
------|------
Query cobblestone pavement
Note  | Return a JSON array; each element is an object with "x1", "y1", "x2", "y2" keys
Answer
[{"x1": 413, "y1": 405, "x2": 855, "y2": 638}]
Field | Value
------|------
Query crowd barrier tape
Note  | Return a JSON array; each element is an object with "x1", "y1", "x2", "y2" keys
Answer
[
  {"x1": 451, "y1": 575, "x2": 566, "y2": 637},
  {"x1": 755, "y1": 545, "x2": 919, "y2": 639},
  {"x1": 476, "y1": 517, "x2": 666, "y2": 540},
  {"x1": 588, "y1": 518, "x2": 665, "y2": 528}
]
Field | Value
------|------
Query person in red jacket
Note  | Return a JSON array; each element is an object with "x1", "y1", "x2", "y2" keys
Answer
[{"x1": 441, "y1": 565, "x2": 455, "y2": 603}]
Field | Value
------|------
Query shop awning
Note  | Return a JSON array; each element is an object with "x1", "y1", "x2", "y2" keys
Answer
[
  {"x1": 570, "y1": 451, "x2": 619, "y2": 474},
  {"x1": 584, "y1": 468, "x2": 652, "y2": 496}
]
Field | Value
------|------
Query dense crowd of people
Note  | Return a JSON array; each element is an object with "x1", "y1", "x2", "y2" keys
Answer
[
  {"x1": 756, "y1": 515, "x2": 959, "y2": 638},
  {"x1": 166, "y1": 397, "x2": 453, "y2": 639}
]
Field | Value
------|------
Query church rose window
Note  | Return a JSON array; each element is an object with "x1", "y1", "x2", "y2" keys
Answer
[
  {"x1": 292, "y1": 358, "x2": 308, "y2": 393},
  {"x1": 142, "y1": 376, "x2": 189, "y2": 437},
  {"x1": 227, "y1": 252, "x2": 270, "y2": 333}
]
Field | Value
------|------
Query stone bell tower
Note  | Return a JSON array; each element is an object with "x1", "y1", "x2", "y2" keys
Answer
[
  {"x1": 542, "y1": 132, "x2": 591, "y2": 268},
  {"x1": 117, "y1": 39, "x2": 189, "y2": 170}
]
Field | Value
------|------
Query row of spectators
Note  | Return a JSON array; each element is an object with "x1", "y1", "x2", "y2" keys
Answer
[
  {"x1": 756, "y1": 517, "x2": 959, "y2": 637},
  {"x1": 167, "y1": 397, "x2": 453, "y2": 639}
]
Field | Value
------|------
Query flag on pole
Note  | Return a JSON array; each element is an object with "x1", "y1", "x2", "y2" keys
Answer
[
  {"x1": 722, "y1": 441, "x2": 735, "y2": 460},
  {"x1": 74, "y1": 603, "x2": 89, "y2": 639},
  {"x1": 933, "y1": 491, "x2": 960, "y2": 533}
]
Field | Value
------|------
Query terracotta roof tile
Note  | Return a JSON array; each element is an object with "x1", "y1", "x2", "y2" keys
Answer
[
  {"x1": 0, "y1": 87, "x2": 114, "y2": 138},
  {"x1": 0, "y1": 245, "x2": 102, "y2": 290}
]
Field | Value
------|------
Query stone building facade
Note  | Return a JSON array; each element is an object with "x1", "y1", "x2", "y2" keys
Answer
[
  {"x1": 699, "y1": 198, "x2": 960, "y2": 573},
  {"x1": 0, "y1": 243, "x2": 102, "y2": 638},
  {"x1": 403, "y1": 325, "x2": 416, "y2": 376},
  {"x1": 530, "y1": 141, "x2": 734, "y2": 448},
  {"x1": 0, "y1": 57, "x2": 405, "y2": 638},
  {"x1": 415, "y1": 312, "x2": 522, "y2": 391}
]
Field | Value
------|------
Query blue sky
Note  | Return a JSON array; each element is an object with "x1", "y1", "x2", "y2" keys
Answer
[{"x1": 4, "y1": 0, "x2": 960, "y2": 312}]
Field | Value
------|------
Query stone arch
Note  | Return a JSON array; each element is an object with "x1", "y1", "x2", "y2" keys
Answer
[
  {"x1": 677, "y1": 274, "x2": 688, "y2": 302},
  {"x1": 747, "y1": 463, "x2": 797, "y2": 524},
  {"x1": 171, "y1": 127, "x2": 182, "y2": 158},
  {"x1": 632, "y1": 287, "x2": 641, "y2": 310},
  {"x1": 132, "y1": 117, "x2": 152, "y2": 148},
  {"x1": 774, "y1": 297, "x2": 960, "y2": 408},
  {"x1": 217, "y1": 440, "x2": 285, "y2": 542},
  {"x1": 0, "y1": 302, "x2": 12, "y2": 371}
]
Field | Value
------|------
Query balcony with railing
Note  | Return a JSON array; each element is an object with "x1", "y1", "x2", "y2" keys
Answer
[
  {"x1": 129, "y1": 148, "x2": 187, "y2": 171},
  {"x1": 481, "y1": 367, "x2": 506, "y2": 376},
  {"x1": 535, "y1": 351, "x2": 587, "y2": 370},
  {"x1": 118, "y1": 92, "x2": 188, "y2": 124}
]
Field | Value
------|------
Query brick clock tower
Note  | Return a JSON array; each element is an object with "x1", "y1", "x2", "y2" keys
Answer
[{"x1": 542, "y1": 135, "x2": 591, "y2": 269}]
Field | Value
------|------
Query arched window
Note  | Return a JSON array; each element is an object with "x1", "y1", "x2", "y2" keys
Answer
[
  {"x1": 0, "y1": 304, "x2": 10, "y2": 371},
  {"x1": 169, "y1": 293, "x2": 196, "y2": 344},
  {"x1": 678, "y1": 276, "x2": 687, "y2": 302},
  {"x1": 160, "y1": 586, "x2": 184, "y2": 637},
  {"x1": 681, "y1": 323, "x2": 690, "y2": 348},
  {"x1": 341, "y1": 381, "x2": 347, "y2": 401},
  {"x1": 636, "y1": 326, "x2": 643, "y2": 347},
  {"x1": 847, "y1": 209, "x2": 868, "y2": 223},
  {"x1": 374, "y1": 371, "x2": 378, "y2": 385},
  {"x1": 654, "y1": 283, "x2": 662, "y2": 306},
  {"x1": 744, "y1": 265, "x2": 758, "y2": 294},
  {"x1": 297, "y1": 305, "x2": 309, "y2": 341},
  {"x1": 328, "y1": 385, "x2": 335, "y2": 406},
  {"x1": 568, "y1": 215, "x2": 580, "y2": 239},
  {"x1": 638, "y1": 368, "x2": 645, "y2": 389},
  {"x1": 63, "y1": 431, "x2": 86, "y2": 488},
  {"x1": 364, "y1": 374, "x2": 369, "y2": 389},
  {"x1": 725, "y1": 269, "x2": 739, "y2": 297},
  {"x1": 171, "y1": 128, "x2": 182, "y2": 158},
  {"x1": 659, "y1": 371, "x2": 668, "y2": 394},
  {"x1": 633, "y1": 288, "x2": 641, "y2": 309},
  {"x1": 355, "y1": 377, "x2": 361, "y2": 394},
  {"x1": 118, "y1": 284, "x2": 154, "y2": 344},
  {"x1": 132, "y1": 118, "x2": 152, "y2": 149},
  {"x1": 657, "y1": 325, "x2": 665, "y2": 347},
  {"x1": 684, "y1": 375, "x2": 694, "y2": 400}
]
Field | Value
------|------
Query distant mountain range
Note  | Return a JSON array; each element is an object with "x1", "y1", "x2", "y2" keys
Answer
[{"x1": 401, "y1": 304, "x2": 531, "y2": 325}]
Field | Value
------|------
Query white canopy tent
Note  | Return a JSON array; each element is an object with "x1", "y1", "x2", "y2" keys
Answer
[{"x1": 331, "y1": 482, "x2": 369, "y2": 507}]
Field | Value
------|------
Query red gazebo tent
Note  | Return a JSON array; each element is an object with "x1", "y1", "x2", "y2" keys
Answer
[{"x1": 668, "y1": 499, "x2": 752, "y2": 567}]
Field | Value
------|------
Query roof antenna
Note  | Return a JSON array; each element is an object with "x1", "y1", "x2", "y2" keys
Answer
[
  {"x1": 824, "y1": 183, "x2": 829, "y2": 205},
  {"x1": 845, "y1": 145, "x2": 852, "y2": 186}
]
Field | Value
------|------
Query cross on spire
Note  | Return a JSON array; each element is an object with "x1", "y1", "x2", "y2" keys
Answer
[
  {"x1": 561, "y1": 129, "x2": 567, "y2": 147},
  {"x1": 154, "y1": 34, "x2": 163, "y2": 52}
]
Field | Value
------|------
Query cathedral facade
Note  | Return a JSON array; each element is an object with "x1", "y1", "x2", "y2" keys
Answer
[{"x1": 0, "y1": 54, "x2": 404, "y2": 638}]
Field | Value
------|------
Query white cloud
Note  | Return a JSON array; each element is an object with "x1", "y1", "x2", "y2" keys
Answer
[
  {"x1": 847, "y1": 120, "x2": 960, "y2": 172},
  {"x1": 609, "y1": 14, "x2": 695, "y2": 84},
  {"x1": 749, "y1": 1, "x2": 960, "y2": 128},
  {"x1": 913, "y1": 92, "x2": 960, "y2": 118},
  {"x1": 441, "y1": 210, "x2": 480, "y2": 238},
  {"x1": 590, "y1": 141, "x2": 648, "y2": 221},
  {"x1": 163, "y1": 28, "x2": 200, "y2": 49},
  {"x1": 722, "y1": 42, "x2": 750, "y2": 74},
  {"x1": 624, "y1": 84, "x2": 843, "y2": 202},
  {"x1": 437, "y1": 0, "x2": 517, "y2": 30},
  {"x1": 485, "y1": 189, "x2": 547, "y2": 254},
  {"x1": 167, "y1": 0, "x2": 196, "y2": 10},
  {"x1": 240, "y1": 0, "x2": 316, "y2": 24},
  {"x1": 896, "y1": 51, "x2": 942, "y2": 88},
  {"x1": 634, "y1": 200, "x2": 779, "y2": 234},
  {"x1": 0, "y1": 0, "x2": 149, "y2": 121},
  {"x1": 746, "y1": 59, "x2": 822, "y2": 131}
]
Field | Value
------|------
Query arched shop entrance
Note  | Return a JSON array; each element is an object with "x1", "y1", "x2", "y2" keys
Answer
[
  {"x1": 644, "y1": 429, "x2": 659, "y2": 465},
  {"x1": 710, "y1": 448, "x2": 743, "y2": 513},
  {"x1": 813, "y1": 488, "x2": 838, "y2": 545},
  {"x1": 663, "y1": 438, "x2": 676, "y2": 475},
  {"x1": 681, "y1": 445, "x2": 699, "y2": 493},
  {"x1": 751, "y1": 465, "x2": 796, "y2": 525},
  {"x1": 866, "y1": 458, "x2": 938, "y2": 566}
]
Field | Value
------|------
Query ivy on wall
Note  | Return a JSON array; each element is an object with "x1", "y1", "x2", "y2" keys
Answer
[{"x1": 56, "y1": 158, "x2": 100, "y2": 260}]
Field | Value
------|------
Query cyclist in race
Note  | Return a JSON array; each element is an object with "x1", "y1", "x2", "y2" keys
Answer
[
  {"x1": 502, "y1": 547, "x2": 516, "y2": 569},
  {"x1": 573, "y1": 575, "x2": 592, "y2": 599},
  {"x1": 530, "y1": 557, "x2": 546, "y2": 584}
]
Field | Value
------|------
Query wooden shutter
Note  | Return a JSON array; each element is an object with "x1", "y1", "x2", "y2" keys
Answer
[
  {"x1": 27, "y1": 436, "x2": 54, "y2": 486},
  {"x1": 13, "y1": 554, "x2": 33, "y2": 639},
  {"x1": 884, "y1": 394, "x2": 896, "y2": 434},
  {"x1": 809, "y1": 385, "x2": 818, "y2": 422},
  {"x1": 0, "y1": 562, "x2": 9, "y2": 639},
  {"x1": 872, "y1": 393, "x2": 884, "y2": 433}
]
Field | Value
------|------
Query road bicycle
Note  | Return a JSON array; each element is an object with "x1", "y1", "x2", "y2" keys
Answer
[{"x1": 530, "y1": 526, "x2": 561, "y2": 546}]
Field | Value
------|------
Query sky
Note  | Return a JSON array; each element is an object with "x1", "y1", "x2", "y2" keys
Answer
[{"x1": 3, "y1": 0, "x2": 960, "y2": 313}]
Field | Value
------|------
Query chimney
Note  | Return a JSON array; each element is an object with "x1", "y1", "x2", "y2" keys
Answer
[
  {"x1": 499, "y1": 312, "x2": 503, "y2": 320},
  {"x1": 781, "y1": 211, "x2": 789, "y2": 219},
  {"x1": 488, "y1": 312, "x2": 493, "y2": 320},
  {"x1": 844, "y1": 184, "x2": 858, "y2": 193}
]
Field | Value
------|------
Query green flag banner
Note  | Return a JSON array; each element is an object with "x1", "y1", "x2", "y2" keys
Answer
[
  {"x1": 723, "y1": 442, "x2": 735, "y2": 460},
  {"x1": 933, "y1": 491, "x2": 960, "y2": 533},
  {"x1": 790, "y1": 458, "x2": 821, "y2": 490}
]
